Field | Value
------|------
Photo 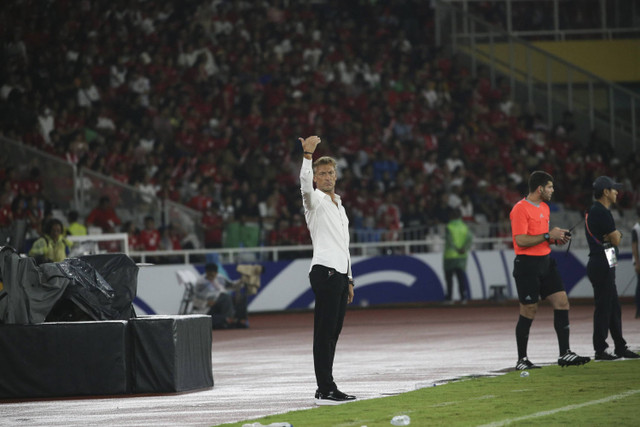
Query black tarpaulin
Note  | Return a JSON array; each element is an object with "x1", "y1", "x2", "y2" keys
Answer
[
  {"x1": 130, "y1": 315, "x2": 214, "y2": 393},
  {"x1": 78, "y1": 254, "x2": 139, "y2": 320},
  {"x1": 0, "y1": 249, "x2": 212, "y2": 399},
  {"x1": 0, "y1": 247, "x2": 138, "y2": 325},
  {"x1": 0, "y1": 246, "x2": 69, "y2": 324},
  {"x1": 0, "y1": 320, "x2": 130, "y2": 398}
]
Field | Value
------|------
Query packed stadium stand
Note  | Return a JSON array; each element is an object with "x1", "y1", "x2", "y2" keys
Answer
[{"x1": 1, "y1": 0, "x2": 639, "y2": 254}]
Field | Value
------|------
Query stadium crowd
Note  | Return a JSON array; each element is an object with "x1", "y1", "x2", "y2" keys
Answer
[{"x1": 1, "y1": 0, "x2": 639, "y2": 252}]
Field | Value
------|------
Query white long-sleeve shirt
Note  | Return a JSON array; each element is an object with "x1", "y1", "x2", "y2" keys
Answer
[{"x1": 300, "y1": 157, "x2": 352, "y2": 278}]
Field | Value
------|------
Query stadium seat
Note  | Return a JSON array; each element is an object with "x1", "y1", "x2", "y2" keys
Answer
[
  {"x1": 489, "y1": 284, "x2": 507, "y2": 302},
  {"x1": 176, "y1": 269, "x2": 199, "y2": 315}
]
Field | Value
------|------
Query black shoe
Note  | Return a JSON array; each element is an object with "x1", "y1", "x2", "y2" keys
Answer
[
  {"x1": 616, "y1": 348, "x2": 640, "y2": 359},
  {"x1": 558, "y1": 350, "x2": 591, "y2": 367},
  {"x1": 515, "y1": 357, "x2": 541, "y2": 370},
  {"x1": 315, "y1": 389, "x2": 356, "y2": 405},
  {"x1": 595, "y1": 351, "x2": 620, "y2": 361}
]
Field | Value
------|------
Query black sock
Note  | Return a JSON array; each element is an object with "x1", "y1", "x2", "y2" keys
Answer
[
  {"x1": 516, "y1": 315, "x2": 533, "y2": 359},
  {"x1": 554, "y1": 309, "x2": 570, "y2": 355}
]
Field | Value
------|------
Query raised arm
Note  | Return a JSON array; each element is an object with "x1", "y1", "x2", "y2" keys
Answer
[
  {"x1": 299, "y1": 135, "x2": 321, "y2": 161},
  {"x1": 299, "y1": 136, "x2": 322, "y2": 208}
]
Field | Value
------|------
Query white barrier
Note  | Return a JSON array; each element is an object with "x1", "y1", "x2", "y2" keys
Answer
[{"x1": 134, "y1": 249, "x2": 637, "y2": 315}]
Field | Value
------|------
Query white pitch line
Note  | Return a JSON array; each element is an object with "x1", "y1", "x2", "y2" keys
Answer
[{"x1": 477, "y1": 389, "x2": 640, "y2": 427}]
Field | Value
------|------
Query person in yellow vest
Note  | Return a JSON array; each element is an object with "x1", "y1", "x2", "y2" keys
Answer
[
  {"x1": 443, "y1": 208, "x2": 473, "y2": 303},
  {"x1": 29, "y1": 218, "x2": 72, "y2": 264},
  {"x1": 66, "y1": 210, "x2": 87, "y2": 236}
]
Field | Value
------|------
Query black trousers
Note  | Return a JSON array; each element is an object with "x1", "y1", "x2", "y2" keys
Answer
[
  {"x1": 587, "y1": 259, "x2": 627, "y2": 354},
  {"x1": 445, "y1": 268, "x2": 468, "y2": 300},
  {"x1": 309, "y1": 264, "x2": 349, "y2": 393},
  {"x1": 207, "y1": 293, "x2": 235, "y2": 329}
]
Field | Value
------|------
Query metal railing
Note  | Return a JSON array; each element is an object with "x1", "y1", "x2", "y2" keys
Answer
[
  {"x1": 441, "y1": 0, "x2": 640, "y2": 40},
  {"x1": 2, "y1": 137, "x2": 77, "y2": 210},
  {"x1": 435, "y1": 0, "x2": 640, "y2": 154},
  {"x1": 504, "y1": 27, "x2": 640, "y2": 41},
  {"x1": 126, "y1": 231, "x2": 633, "y2": 265},
  {"x1": 1, "y1": 137, "x2": 204, "y2": 249},
  {"x1": 78, "y1": 168, "x2": 204, "y2": 247},
  {"x1": 125, "y1": 206, "x2": 640, "y2": 264},
  {"x1": 128, "y1": 238, "x2": 489, "y2": 265}
]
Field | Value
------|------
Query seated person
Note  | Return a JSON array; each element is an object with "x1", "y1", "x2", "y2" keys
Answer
[
  {"x1": 192, "y1": 263, "x2": 248, "y2": 329},
  {"x1": 29, "y1": 218, "x2": 72, "y2": 264},
  {"x1": 85, "y1": 195, "x2": 121, "y2": 233}
]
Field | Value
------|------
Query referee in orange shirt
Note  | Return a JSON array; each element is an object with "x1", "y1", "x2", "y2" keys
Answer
[{"x1": 510, "y1": 171, "x2": 591, "y2": 370}]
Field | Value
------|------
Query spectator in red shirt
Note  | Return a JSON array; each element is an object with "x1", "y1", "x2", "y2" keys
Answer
[
  {"x1": 160, "y1": 224, "x2": 183, "y2": 251},
  {"x1": 0, "y1": 204, "x2": 13, "y2": 228},
  {"x1": 287, "y1": 213, "x2": 310, "y2": 245},
  {"x1": 202, "y1": 203, "x2": 224, "y2": 248},
  {"x1": 268, "y1": 218, "x2": 292, "y2": 246},
  {"x1": 187, "y1": 181, "x2": 214, "y2": 212},
  {"x1": 24, "y1": 194, "x2": 47, "y2": 238},
  {"x1": 138, "y1": 216, "x2": 161, "y2": 251},
  {"x1": 85, "y1": 196, "x2": 122, "y2": 233},
  {"x1": 122, "y1": 221, "x2": 142, "y2": 251},
  {"x1": 22, "y1": 167, "x2": 43, "y2": 196}
]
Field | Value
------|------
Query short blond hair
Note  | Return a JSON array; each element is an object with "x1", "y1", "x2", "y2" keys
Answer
[{"x1": 313, "y1": 156, "x2": 337, "y2": 173}]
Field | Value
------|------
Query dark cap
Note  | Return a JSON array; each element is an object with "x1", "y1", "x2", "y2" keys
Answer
[{"x1": 593, "y1": 176, "x2": 623, "y2": 191}]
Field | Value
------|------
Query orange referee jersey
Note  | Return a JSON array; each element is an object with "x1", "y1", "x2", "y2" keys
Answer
[{"x1": 509, "y1": 197, "x2": 551, "y2": 256}]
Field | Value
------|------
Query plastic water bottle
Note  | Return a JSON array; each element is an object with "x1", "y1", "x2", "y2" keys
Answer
[
  {"x1": 242, "y1": 423, "x2": 292, "y2": 427},
  {"x1": 390, "y1": 415, "x2": 411, "y2": 425}
]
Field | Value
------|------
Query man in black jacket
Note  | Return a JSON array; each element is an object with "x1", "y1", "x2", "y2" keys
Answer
[{"x1": 585, "y1": 176, "x2": 640, "y2": 360}]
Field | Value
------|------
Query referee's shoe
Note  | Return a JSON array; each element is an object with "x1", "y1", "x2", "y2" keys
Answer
[
  {"x1": 515, "y1": 357, "x2": 541, "y2": 370},
  {"x1": 558, "y1": 350, "x2": 591, "y2": 367}
]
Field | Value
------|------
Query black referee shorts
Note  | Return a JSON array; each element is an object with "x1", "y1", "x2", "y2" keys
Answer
[{"x1": 512, "y1": 254, "x2": 565, "y2": 304}]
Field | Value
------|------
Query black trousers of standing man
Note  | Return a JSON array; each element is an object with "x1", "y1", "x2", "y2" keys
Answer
[
  {"x1": 309, "y1": 264, "x2": 349, "y2": 394},
  {"x1": 587, "y1": 257, "x2": 627, "y2": 355},
  {"x1": 445, "y1": 267, "x2": 469, "y2": 301}
]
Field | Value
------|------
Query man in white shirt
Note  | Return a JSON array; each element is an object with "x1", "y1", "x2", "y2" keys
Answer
[{"x1": 299, "y1": 135, "x2": 356, "y2": 406}]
